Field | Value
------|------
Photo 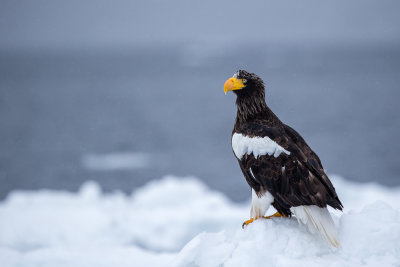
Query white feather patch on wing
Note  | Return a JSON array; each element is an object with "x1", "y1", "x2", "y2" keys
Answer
[
  {"x1": 232, "y1": 133, "x2": 290, "y2": 160},
  {"x1": 249, "y1": 167, "x2": 257, "y2": 181},
  {"x1": 291, "y1": 205, "x2": 340, "y2": 247},
  {"x1": 250, "y1": 189, "x2": 274, "y2": 218}
]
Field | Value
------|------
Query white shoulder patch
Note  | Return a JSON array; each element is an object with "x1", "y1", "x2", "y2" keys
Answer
[{"x1": 231, "y1": 133, "x2": 290, "y2": 160}]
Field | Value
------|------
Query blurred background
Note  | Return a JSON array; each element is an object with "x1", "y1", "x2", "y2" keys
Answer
[{"x1": 0, "y1": 0, "x2": 399, "y2": 202}]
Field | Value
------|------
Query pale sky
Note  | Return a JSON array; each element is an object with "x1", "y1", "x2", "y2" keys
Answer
[{"x1": 1, "y1": 0, "x2": 399, "y2": 49}]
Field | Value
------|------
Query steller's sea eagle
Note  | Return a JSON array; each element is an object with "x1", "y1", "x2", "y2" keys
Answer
[{"x1": 224, "y1": 70, "x2": 343, "y2": 247}]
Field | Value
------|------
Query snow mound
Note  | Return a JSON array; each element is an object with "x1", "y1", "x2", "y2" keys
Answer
[
  {"x1": 0, "y1": 175, "x2": 400, "y2": 267},
  {"x1": 173, "y1": 201, "x2": 400, "y2": 267}
]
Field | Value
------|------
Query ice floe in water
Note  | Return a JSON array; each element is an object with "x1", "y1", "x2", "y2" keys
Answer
[{"x1": 81, "y1": 152, "x2": 150, "y2": 171}]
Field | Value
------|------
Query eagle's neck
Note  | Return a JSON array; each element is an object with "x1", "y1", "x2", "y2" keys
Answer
[{"x1": 235, "y1": 92, "x2": 280, "y2": 127}]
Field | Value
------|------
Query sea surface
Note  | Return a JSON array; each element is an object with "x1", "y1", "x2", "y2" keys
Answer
[{"x1": 1, "y1": 43, "x2": 399, "y2": 201}]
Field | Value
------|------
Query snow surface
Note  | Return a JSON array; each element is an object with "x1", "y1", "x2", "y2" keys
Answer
[
  {"x1": 232, "y1": 133, "x2": 290, "y2": 159},
  {"x1": 1, "y1": 175, "x2": 400, "y2": 267}
]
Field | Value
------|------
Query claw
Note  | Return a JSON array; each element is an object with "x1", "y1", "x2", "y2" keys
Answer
[{"x1": 242, "y1": 217, "x2": 256, "y2": 228}]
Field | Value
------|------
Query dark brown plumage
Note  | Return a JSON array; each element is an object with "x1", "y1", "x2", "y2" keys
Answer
[{"x1": 230, "y1": 70, "x2": 343, "y2": 217}]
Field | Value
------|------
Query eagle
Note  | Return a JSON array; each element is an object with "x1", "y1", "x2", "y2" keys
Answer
[{"x1": 224, "y1": 70, "x2": 343, "y2": 247}]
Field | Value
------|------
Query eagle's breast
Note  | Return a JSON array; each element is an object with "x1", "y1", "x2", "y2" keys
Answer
[{"x1": 231, "y1": 132, "x2": 290, "y2": 160}]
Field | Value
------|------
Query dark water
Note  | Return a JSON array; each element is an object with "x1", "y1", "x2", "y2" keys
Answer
[{"x1": 1, "y1": 44, "x2": 399, "y2": 201}]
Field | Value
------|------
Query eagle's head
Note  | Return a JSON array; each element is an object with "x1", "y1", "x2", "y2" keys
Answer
[{"x1": 223, "y1": 70, "x2": 265, "y2": 98}]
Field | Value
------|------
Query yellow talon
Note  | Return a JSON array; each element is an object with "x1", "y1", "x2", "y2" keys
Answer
[{"x1": 242, "y1": 212, "x2": 287, "y2": 228}]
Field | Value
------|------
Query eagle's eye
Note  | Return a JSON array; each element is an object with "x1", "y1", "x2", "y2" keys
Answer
[{"x1": 242, "y1": 79, "x2": 247, "y2": 84}]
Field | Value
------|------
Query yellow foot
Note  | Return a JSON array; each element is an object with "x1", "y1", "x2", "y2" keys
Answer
[
  {"x1": 263, "y1": 211, "x2": 287, "y2": 219},
  {"x1": 242, "y1": 212, "x2": 287, "y2": 228}
]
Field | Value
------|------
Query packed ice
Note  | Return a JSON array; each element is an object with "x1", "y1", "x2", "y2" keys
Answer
[{"x1": 1, "y1": 175, "x2": 399, "y2": 267}]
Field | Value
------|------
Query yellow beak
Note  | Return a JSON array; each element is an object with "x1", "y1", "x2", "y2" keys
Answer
[{"x1": 223, "y1": 77, "x2": 245, "y2": 94}]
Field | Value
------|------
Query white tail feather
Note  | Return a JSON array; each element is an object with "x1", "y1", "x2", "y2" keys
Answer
[{"x1": 291, "y1": 205, "x2": 340, "y2": 247}]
